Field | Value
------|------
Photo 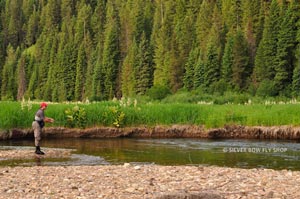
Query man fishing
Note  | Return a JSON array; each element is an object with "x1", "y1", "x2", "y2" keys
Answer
[{"x1": 32, "y1": 102, "x2": 54, "y2": 155}]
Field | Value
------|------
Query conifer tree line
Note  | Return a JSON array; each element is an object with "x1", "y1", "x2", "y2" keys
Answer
[{"x1": 0, "y1": 0, "x2": 300, "y2": 101}]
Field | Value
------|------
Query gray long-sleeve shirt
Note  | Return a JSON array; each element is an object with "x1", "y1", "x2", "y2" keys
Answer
[{"x1": 34, "y1": 109, "x2": 45, "y2": 121}]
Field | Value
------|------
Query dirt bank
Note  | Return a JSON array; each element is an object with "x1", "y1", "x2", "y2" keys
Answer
[{"x1": 1, "y1": 125, "x2": 300, "y2": 140}]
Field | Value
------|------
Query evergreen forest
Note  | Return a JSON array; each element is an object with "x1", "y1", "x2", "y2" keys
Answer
[{"x1": 0, "y1": 0, "x2": 300, "y2": 102}]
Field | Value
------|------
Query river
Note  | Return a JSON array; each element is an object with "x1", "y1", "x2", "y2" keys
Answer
[{"x1": 0, "y1": 138, "x2": 299, "y2": 170}]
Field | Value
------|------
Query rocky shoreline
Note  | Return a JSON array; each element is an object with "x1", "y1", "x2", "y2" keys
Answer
[
  {"x1": 1, "y1": 126, "x2": 300, "y2": 198},
  {"x1": 2, "y1": 125, "x2": 300, "y2": 140},
  {"x1": 0, "y1": 163, "x2": 299, "y2": 199},
  {"x1": 0, "y1": 148, "x2": 73, "y2": 160}
]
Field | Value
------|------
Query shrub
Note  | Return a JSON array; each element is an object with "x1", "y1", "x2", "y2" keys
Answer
[
  {"x1": 146, "y1": 85, "x2": 171, "y2": 100},
  {"x1": 162, "y1": 90, "x2": 195, "y2": 103},
  {"x1": 64, "y1": 105, "x2": 87, "y2": 128},
  {"x1": 256, "y1": 80, "x2": 277, "y2": 97},
  {"x1": 208, "y1": 80, "x2": 229, "y2": 95},
  {"x1": 213, "y1": 92, "x2": 250, "y2": 104},
  {"x1": 103, "y1": 106, "x2": 125, "y2": 128}
]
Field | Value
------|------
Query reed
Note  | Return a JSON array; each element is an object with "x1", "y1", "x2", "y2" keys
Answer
[{"x1": 1, "y1": 100, "x2": 300, "y2": 130}]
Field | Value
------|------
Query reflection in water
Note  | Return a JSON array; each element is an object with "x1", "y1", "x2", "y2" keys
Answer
[
  {"x1": 35, "y1": 156, "x2": 42, "y2": 166},
  {"x1": 1, "y1": 138, "x2": 300, "y2": 170}
]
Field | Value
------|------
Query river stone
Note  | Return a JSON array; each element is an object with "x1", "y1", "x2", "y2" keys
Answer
[{"x1": 123, "y1": 163, "x2": 131, "y2": 167}]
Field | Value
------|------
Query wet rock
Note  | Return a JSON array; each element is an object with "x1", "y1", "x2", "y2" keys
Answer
[
  {"x1": 0, "y1": 130, "x2": 10, "y2": 140},
  {"x1": 123, "y1": 163, "x2": 131, "y2": 167}
]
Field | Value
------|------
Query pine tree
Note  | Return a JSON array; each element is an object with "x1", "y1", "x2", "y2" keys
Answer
[
  {"x1": 102, "y1": 1, "x2": 121, "y2": 99},
  {"x1": 26, "y1": 63, "x2": 38, "y2": 100},
  {"x1": 184, "y1": 47, "x2": 199, "y2": 91},
  {"x1": 203, "y1": 5, "x2": 223, "y2": 91},
  {"x1": 64, "y1": 41, "x2": 77, "y2": 101},
  {"x1": 292, "y1": 42, "x2": 300, "y2": 97},
  {"x1": 152, "y1": 0, "x2": 173, "y2": 88},
  {"x1": 91, "y1": 1, "x2": 106, "y2": 100},
  {"x1": 291, "y1": 0, "x2": 300, "y2": 96},
  {"x1": 274, "y1": 4, "x2": 297, "y2": 95},
  {"x1": 222, "y1": 0, "x2": 242, "y2": 30},
  {"x1": 34, "y1": 32, "x2": 58, "y2": 100},
  {"x1": 232, "y1": 29, "x2": 250, "y2": 91},
  {"x1": 91, "y1": 0, "x2": 106, "y2": 42},
  {"x1": 136, "y1": 32, "x2": 153, "y2": 95},
  {"x1": 207, "y1": 5, "x2": 224, "y2": 62},
  {"x1": 1, "y1": 45, "x2": 18, "y2": 100},
  {"x1": 142, "y1": 0, "x2": 155, "y2": 40},
  {"x1": 24, "y1": 52, "x2": 36, "y2": 99},
  {"x1": 119, "y1": 0, "x2": 150, "y2": 96},
  {"x1": 221, "y1": 32, "x2": 234, "y2": 88},
  {"x1": 53, "y1": 19, "x2": 77, "y2": 101},
  {"x1": 292, "y1": 55, "x2": 300, "y2": 96},
  {"x1": 92, "y1": 43, "x2": 105, "y2": 100},
  {"x1": 254, "y1": 0, "x2": 281, "y2": 85},
  {"x1": 1, "y1": 0, "x2": 300, "y2": 101},
  {"x1": 43, "y1": 34, "x2": 58, "y2": 101},
  {"x1": 204, "y1": 42, "x2": 220, "y2": 90},
  {"x1": 52, "y1": 20, "x2": 74, "y2": 101},
  {"x1": 193, "y1": 54, "x2": 205, "y2": 89},
  {"x1": 0, "y1": 1, "x2": 5, "y2": 95},
  {"x1": 121, "y1": 39, "x2": 138, "y2": 97},
  {"x1": 117, "y1": 0, "x2": 132, "y2": 59},
  {"x1": 169, "y1": 0, "x2": 194, "y2": 91},
  {"x1": 75, "y1": 42, "x2": 87, "y2": 101},
  {"x1": 83, "y1": 33, "x2": 94, "y2": 100},
  {"x1": 17, "y1": 54, "x2": 27, "y2": 100},
  {"x1": 241, "y1": 0, "x2": 261, "y2": 68},
  {"x1": 4, "y1": 0, "x2": 24, "y2": 48},
  {"x1": 61, "y1": 0, "x2": 76, "y2": 22},
  {"x1": 75, "y1": 1, "x2": 92, "y2": 45},
  {"x1": 25, "y1": 8, "x2": 39, "y2": 47},
  {"x1": 74, "y1": 2, "x2": 93, "y2": 102},
  {"x1": 195, "y1": 0, "x2": 214, "y2": 57},
  {"x1": 40, "y1": 0, "x2": 61, "y2": 33},
  {"x1": 51, "y1": 35, "x2": 67, "y2": 102},
  {"x1": 130, "y1": 0, "x2": 144, "y2": 43}
]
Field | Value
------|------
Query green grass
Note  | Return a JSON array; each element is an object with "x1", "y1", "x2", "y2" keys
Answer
[{"x1": 1, "y1": 100, "x2": 300, "y2": 130}]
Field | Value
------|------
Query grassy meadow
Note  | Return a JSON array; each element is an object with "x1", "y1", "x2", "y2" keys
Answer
[{"x1": 1, "y1": 98, "x2": 300, "y2": 130}]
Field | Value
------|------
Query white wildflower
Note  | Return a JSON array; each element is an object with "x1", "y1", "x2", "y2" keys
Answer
[{"x1": 134, "y1": 99, "x2": 137, "y2": 107}]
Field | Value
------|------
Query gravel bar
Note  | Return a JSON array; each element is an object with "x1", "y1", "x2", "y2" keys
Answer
[
  {"x1": 0, "y1": 148, "x2": 73, "y2": 160},
  {"x1": 0, "y1": 164, "x2": 299, "y2": 199}
]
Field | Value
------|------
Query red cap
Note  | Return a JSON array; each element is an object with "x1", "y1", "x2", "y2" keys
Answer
[{"x1": 40, "y1": 102, "x2": 48, "y2": 108}]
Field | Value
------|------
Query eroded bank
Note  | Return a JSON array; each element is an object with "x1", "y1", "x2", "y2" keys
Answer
[{"x1": 1, "y1": 125, "x2": 300, "y2": 140}]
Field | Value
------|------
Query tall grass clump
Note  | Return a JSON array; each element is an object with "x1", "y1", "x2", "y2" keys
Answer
[
  {"x1": 120, "y1": 103, "x2": 202, "y2": 126},
  {"x1": 2, "y1": 99, "x2": 300, "y2": 130},
  {"x1": 0, "y1": 101, "x2": 36, "y2": 129}
]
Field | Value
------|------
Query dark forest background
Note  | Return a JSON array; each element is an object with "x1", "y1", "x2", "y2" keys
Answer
[{"x1": 0, "y1": 0, "x2": 300, "y2": 102}]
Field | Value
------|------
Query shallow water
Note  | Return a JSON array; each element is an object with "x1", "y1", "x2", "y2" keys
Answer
[{"x1": 0, "y1": 138, "x2": 300, "y2": 170}]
